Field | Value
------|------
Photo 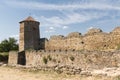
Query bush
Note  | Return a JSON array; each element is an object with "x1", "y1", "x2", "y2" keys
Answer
[
  {"x1": 47, "y1": 55, "x2": 52, "y2": 61},
  {"x1": 69, "y1": 56, "x2": 75, "y2": 61},
  {"x1": 43, "y1": 57, "x2": 48, "y2": 64},
  {"x1": 117, "y1": 44, "x2": 120, "y2": 50}
]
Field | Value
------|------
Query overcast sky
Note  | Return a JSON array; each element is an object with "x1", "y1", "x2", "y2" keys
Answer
[{"x1": 1, "y1": 0, "x2": 120, "y2": 42}]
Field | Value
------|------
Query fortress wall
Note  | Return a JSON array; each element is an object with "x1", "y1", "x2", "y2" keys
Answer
[
  {"x1": 8, "y1": 27, "x2": 120, "y2": 74},
  {"x1": 25, "y1": 50, "x2": 120, "y2": 70},
  {"x1": 8, "y1": 51, "x2": 18, "y2": 66},
  {"x1": 45, "y1": 37, "x2": 85, "y2": 51},
  {"x1": 45, "y1": 33, "x2": 120, "y2": 51}
]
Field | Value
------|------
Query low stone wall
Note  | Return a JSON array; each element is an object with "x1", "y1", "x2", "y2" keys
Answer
[
  {"x1": 25, "y1": 50, "x2": 120, "y2": 69},
  {"x1": 8, "y1": 50, "x2": 120, "y2": 74},
  {"x1": 8, "y1": 51, "x2": 18, "y2": 66}
]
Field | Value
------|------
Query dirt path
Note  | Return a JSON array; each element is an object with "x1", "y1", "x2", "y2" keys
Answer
[{"x1": 0, "y1": 66, "x2": 116, "y2": 80}]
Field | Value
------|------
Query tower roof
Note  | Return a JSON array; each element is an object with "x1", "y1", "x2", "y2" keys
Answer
[
  {"x1": 19, "y1": 16, "x2": 39, "y2": 23},
  {"x1": 24, "y1": 16, "x2": 35, "y2": 21}
]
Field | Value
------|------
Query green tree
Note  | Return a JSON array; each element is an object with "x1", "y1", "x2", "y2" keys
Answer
[
  {"x1": 0, "y1": 38, "x2": 18, "y2": 52},
  {"x1": 8, "y1": 38, "x2": 18, "y2": 50}
]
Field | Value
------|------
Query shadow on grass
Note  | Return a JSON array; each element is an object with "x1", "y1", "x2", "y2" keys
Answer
[{"x1": 0, "y1": 52, "x2": 8, "y2": 63}]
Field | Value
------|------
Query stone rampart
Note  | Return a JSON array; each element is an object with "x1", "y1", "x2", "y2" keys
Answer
[
  {"x1": 9, "y1": 50, "x2": 120, "y2": 69},
  {"x1": 44, "y1": 27, "x2": 120, "y2": 51},
  {"x1": 8, "y1": 27, "x2": 120, "y2": 74},
  {"x1": 25, "y1": 50, "x2": 120, "y2": 70},
  {"x1": 9, "y1": 50, "x2": 120, "y2": 74}
]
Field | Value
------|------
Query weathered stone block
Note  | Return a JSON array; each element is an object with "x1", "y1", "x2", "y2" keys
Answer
[{"x1": 8, "y1": 51, "x2": 18, "y2": 66}]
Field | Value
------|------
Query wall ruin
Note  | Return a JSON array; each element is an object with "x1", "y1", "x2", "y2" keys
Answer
[
  {"x1": 8, "y1": 50, "x2": 120, "y2": 74},
  {"x1": 43, "y1": 27, "x2": 120, "y2": 51}
]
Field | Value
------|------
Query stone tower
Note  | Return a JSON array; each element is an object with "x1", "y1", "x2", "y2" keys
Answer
[{"x1": 19, "y1": 16, "x2": 40, "y2": 51}]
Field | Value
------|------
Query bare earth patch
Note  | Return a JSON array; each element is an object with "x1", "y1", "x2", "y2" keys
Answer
[{"x1": 0, "y1": 66, "x2": 119, "y2": 80}]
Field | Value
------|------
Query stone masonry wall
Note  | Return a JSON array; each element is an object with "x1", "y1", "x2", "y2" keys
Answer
[
  {"x1": 9, "y1": 50, "x2": 120, "y2": 74},
  {"x1": 44, "y1": 27, "x2": 120, "y2": 51},
  {"x1": 8, "y1": 51, "x2": 18, "y2": 66},
  {"x1": 25, "y1": 50, "x2": 120, "y2": 70}
]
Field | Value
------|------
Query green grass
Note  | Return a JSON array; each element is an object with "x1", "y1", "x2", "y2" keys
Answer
[
  {"x1": 0, "y1": 52, "x2": 9, "y2": 56},
  {"x1": 0, "y1": 52, "x2": 8, "y2": 62}
]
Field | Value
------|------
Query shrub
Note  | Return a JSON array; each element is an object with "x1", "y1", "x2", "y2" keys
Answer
[
  {"x1": 47, "y1": 55, "x2": 52, "y2": 61},
  {"x1": 43, "y1": 57, "x2": 48, "y2": 64},
  {"x1": 69, "y1": 56, "x2": 75, "y2": 61},
  {"x1": 117, "y1": 44, "x2": 120, "y2": 50}
]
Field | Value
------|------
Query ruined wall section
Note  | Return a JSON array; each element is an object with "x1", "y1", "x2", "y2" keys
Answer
[
  {"x1": 25, "y1": 50, "x2": 120, "y2": 70},
  {"x1": 44, "y1": 27, "x2": 120, "y2": 51},
  {"x1": 110, "y1": 27, "x2": 120, "y2": 49},
  {"x1": 8, "y1": 51, "x2": 18, "y2": 66},
  {"x1": 8, "y1": 50, "x2": 120, "y2": 74},
  {"x1": 45, "y1": 32, "x2": 83, "y2": 51}
]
